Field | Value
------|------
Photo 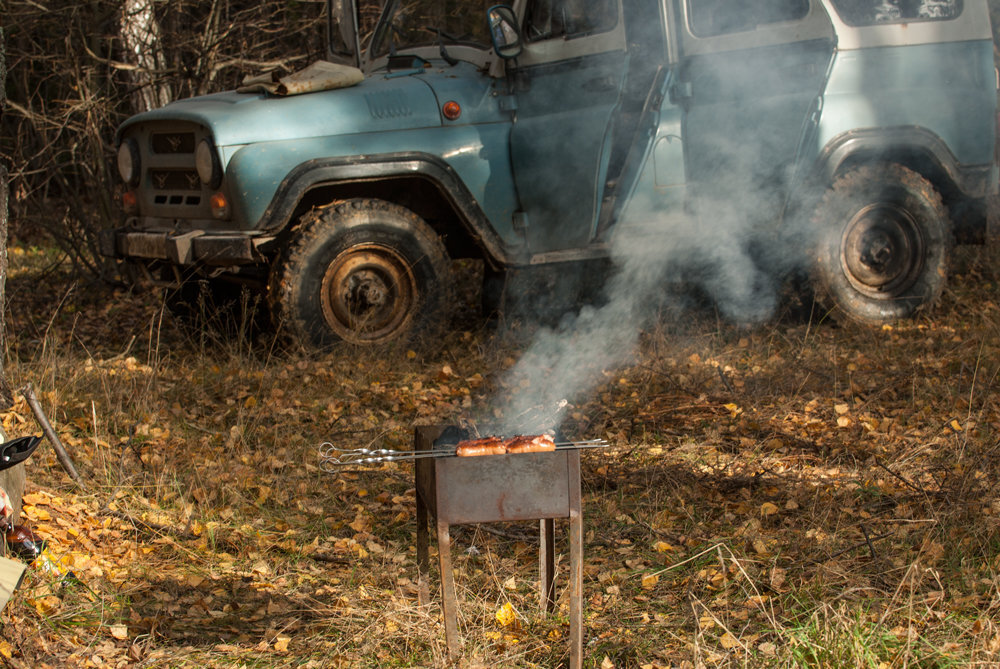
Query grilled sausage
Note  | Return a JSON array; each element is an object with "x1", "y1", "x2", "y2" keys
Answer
[
  {"x1": 455, "y1": 437, "x2": 506, "y2": 457},
  {"x1": 456, "y1": 434, "x2": 557, "y2": 456},
  {"x1": 504, "y1": 434, "x2": 556, "y2": 454}
]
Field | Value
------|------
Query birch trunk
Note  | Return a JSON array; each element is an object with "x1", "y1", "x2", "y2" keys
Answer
[{"x1": 120, "y1": 0, "x2": 172, "y2": 111}]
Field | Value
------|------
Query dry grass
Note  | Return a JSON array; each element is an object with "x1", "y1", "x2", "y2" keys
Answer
[{"x1": 1, "y1": 245, "x2": 999, "y2": 667}]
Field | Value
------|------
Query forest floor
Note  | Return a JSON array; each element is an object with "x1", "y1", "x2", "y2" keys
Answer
[{"x1": 0, "y1": 243, "x2": 999, "y2": 668}]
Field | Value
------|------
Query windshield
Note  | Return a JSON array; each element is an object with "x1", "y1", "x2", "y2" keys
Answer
[{"x1": 370, "y1": 0, "x2": 495, "y2": 59}]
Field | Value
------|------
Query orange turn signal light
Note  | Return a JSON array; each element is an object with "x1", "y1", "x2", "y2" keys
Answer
[
  {"x1": 442, "y1": 100, "x2": 461, "y2": 121},
  {"x1": 121, "y1": 190, "x2": 139, "y2": 215},
  {"x1": 210, "y1": 192, "x2": 229, "y2": 219}
]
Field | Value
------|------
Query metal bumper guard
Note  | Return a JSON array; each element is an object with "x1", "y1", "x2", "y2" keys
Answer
[{"x1": 101, "y1": 228, "x2": 272, "y2": 266}]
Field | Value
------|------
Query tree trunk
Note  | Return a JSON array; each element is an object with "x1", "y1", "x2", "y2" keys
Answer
[
  {"x1": 120, "y1": 0, "x2": 172, "y2": 111},
  {"x1": 0, "y1": 28, "x2": 24, "y2": 516}
]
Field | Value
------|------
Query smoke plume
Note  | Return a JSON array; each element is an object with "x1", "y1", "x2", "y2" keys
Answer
[
  {"x1": 488, "y1": 21, "x2": 840, "y2": 434},
  {"x1": 493, "y1": 197, "x2": 789, "y2": 436}
]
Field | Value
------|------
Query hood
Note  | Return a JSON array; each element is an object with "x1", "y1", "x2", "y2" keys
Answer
[{"x1": 117, "y1": 73, "x2": 444, "y2": 146}]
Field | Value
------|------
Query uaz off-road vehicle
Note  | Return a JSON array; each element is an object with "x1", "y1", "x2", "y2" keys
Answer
[{"x1": 107, "y1": 0, "x2": 998, "y2": 348}]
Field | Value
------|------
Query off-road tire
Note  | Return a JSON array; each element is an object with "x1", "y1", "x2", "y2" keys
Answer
[
  {"x1": 269, "y1": 199, "x2": 454, "y2": 349},
  {"x1": 812, "y1": 163, "x2": 950, "y2": 325}
]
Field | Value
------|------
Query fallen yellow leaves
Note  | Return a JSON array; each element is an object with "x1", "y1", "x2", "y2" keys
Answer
[
  {"x1": 32, "y1": 594, "x2": 61, "y2": 615},
  {"x1": 653, "y1": 540, "x2": 675, "y2": 553},
  {"x1": 719, "y1": 631, "x2": 739, "y2": 649},
  {"x1": 21, "y1": 491, "x2": 52, "y2": 507},
  {"x1": 495, "y1": 602, "x2": 518, "y2": 628},
  {"x1": 349, "y1": 512, "x2": 371, "y2": 533}
]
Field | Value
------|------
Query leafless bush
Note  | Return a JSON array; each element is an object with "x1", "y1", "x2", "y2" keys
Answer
[{"x1": 1, "y1": 0, "x2": 381, "y2": 281}]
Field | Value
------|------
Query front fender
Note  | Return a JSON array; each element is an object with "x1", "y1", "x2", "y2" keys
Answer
[
  {"x1": 248, "y1": 151, "x2": 519, "y2": 264},
  {"x1": 226, "y1": 121, "x2": 519, "y2": 231}
]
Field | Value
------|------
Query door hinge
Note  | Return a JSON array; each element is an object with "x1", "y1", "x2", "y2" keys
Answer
[{"x1": 669, "y1": 80, "x2": 692, "y2": 103}]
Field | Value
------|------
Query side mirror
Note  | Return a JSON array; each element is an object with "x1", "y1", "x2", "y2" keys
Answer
[{"x1": 488, "y1": 5, "x2": 522, "y2": 60}]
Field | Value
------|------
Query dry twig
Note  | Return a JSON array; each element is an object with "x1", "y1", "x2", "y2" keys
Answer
[{"x1": 21, "y1": 382, "x2": 84, "y2": 487}]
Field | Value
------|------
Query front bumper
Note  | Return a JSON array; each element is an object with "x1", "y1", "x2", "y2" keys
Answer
[{"x1": 100, "y1": 228, "x2": 275, "y2": 266}]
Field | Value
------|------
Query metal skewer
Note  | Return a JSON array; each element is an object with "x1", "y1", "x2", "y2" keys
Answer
[{"x1": 320, "y1": 439, "x2": 610, "y2": 468}]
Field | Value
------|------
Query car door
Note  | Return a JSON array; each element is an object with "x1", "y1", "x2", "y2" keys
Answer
[
  {"x1": 508, "y1": 0, "x2": 628, "y2": 253},
  {"x1": 674, "y1": 0, "x2": 835, "y2": 230}
]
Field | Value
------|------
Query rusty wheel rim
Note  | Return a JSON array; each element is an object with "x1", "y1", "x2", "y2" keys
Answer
[
  {"x1": 320, "y1": 244, "x2": 417, "y2": 343},
  {"x1": 840, "y1": 202, "x2": 925, "y2": 299}
]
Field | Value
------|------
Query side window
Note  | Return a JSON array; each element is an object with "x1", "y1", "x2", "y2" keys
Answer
[
  {"x1": 687, "y1": 0, "x2": 809, "y2": 37},
  {"x1": 524, "y1": 0, "x2": 619, "y2": 42},
  {"x1": 828, "y1": 0, "x2": 962, "y2": 25}
]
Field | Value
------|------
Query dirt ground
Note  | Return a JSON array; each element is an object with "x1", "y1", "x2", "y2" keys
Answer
[{"x1": 0, "y1": 244, "x2": 999, "y2": 667}]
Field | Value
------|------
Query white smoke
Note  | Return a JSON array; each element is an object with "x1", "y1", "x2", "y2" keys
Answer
[
  {"x1": 487, "y1": 24, "x2": 831, "y2": 434},
  {"x1": 494, "y1": 198, "x2": 784, "y2": 436}
]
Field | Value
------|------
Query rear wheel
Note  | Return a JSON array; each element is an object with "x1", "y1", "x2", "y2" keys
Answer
[
  {"x1": 812, "y1": 163, "x2": 950, "y2": 324},
  {"x1": 269, "y1": 199, "x2": 454, "y2": 349}
]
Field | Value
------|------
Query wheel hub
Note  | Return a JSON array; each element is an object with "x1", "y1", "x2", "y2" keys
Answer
[
  {"x1": 841, "y1": 203, "x2": 924, "y2": 298},
  {"x1": 320, "y1": 245, "x2": 417, "y2": 342},
  {"x1": 344, "y1": 271, "x2": 388, "y2": 309}
]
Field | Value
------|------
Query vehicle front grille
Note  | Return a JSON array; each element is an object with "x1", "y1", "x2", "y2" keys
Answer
[
  {"x1": 150, "y1": 169, "x2": 201, "y2": 191},
  {"x1": 123, "y1": 121, "x2": 219, "y2": 222},
  {"x1": 151, "y1": 132, "x2": 196, "y2": 154}
]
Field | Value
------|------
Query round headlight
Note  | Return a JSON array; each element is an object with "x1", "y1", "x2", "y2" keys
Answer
[
  {"x1": 117, "y1": 139, "x2": 140, "y2": 186},
  {"x1": 195, "y1": 138, "x2": 222, "y2": 189}
]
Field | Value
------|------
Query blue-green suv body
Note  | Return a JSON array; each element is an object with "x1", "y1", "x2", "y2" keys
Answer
[{"x1": 109, "y1": 0, "x2": 998, "y2": 347}]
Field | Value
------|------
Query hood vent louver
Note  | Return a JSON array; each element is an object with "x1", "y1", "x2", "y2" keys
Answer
[{"x1": 365, "y1": 91, "x2": 413, "y2": 120}]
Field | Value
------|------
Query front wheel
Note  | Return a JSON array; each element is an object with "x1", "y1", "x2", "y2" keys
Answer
[
  {"x1": 812, "y1": 163, "x2": 950, "y2": 325},
  {"x1": 269, "y1": 199, "x2": 454, "y2": 349}
]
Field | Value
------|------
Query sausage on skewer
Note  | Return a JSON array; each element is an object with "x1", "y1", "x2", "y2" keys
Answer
[
  {"x1": 455, "y1": 434, "x2": 556, "y2": 456},
  {"x1": 504, "y1": 434, "x2": 556, "y2": 454},
  {"x1": 455, "y1": 436, "x2": 506, "y2": 457}
]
